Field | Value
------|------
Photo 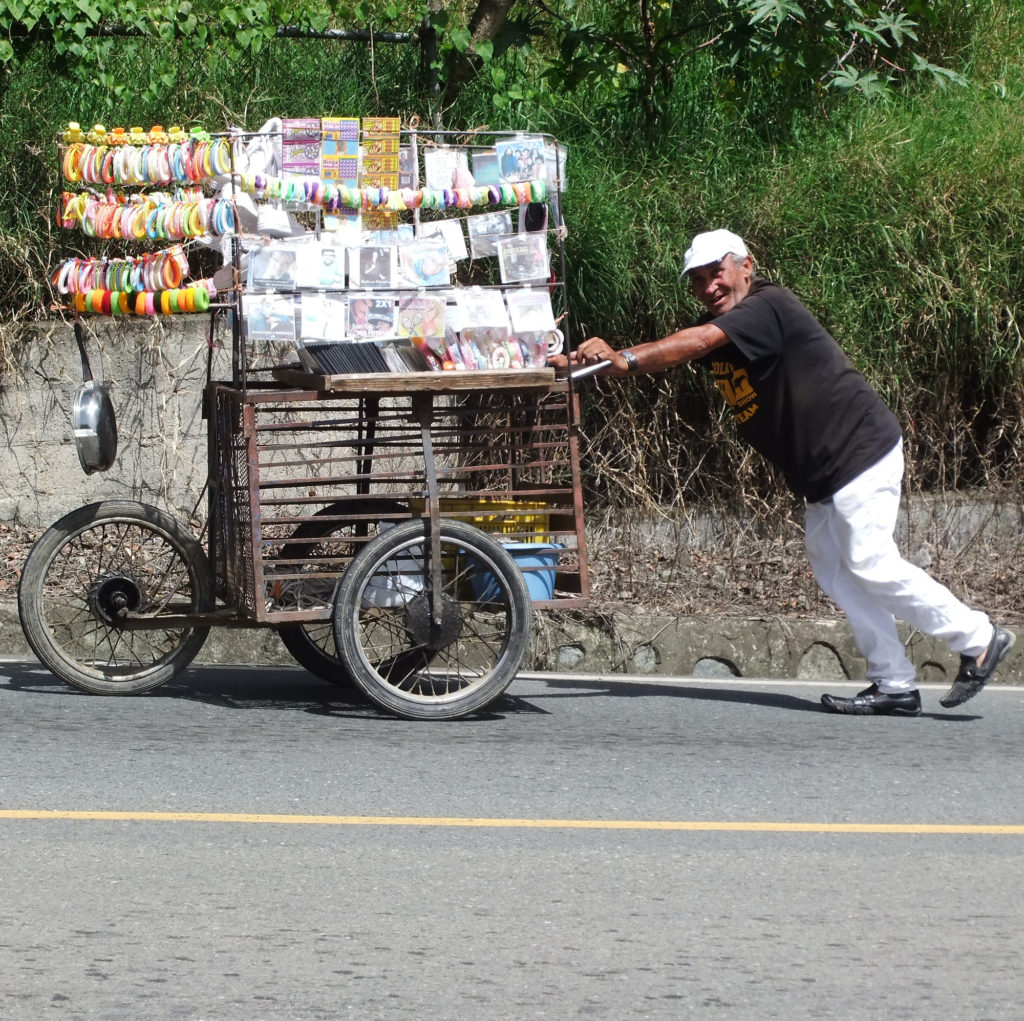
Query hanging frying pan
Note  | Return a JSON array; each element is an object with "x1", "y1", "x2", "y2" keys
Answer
[{"x1": 71, "y1": 321, "x2": 118, "y2": 474}]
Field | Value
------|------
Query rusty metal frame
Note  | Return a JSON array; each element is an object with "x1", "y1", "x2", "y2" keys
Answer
[{"x1": 206, "y1": 376, "x2": 589, "y2": 627}]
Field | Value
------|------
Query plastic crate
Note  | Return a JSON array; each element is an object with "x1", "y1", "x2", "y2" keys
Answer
[{"x1": 410, "y1": 496, "x2": 551, "y2": 542}]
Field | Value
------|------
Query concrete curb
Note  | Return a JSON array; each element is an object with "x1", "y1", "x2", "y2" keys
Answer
[{"x1": 3, "y1": 599, "x2": 1019, "y2": 686}]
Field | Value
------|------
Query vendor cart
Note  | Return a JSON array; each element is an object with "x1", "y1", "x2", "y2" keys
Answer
[{"x1": 19, "y1": 122, "x2": 588, "y2": 719}]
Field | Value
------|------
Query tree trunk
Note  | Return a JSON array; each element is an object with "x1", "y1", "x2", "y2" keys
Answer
[{"x1": 442, "y1": 0, "x2": 516, "y2": 108}]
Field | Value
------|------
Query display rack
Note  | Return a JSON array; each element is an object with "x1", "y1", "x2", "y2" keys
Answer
[{"x1": 53, "y1": 117, "x2": 590, "y2": 621}]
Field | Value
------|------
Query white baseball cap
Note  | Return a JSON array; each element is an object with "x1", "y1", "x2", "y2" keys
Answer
[{"x1": 681, "y1": 229, "x2": 749, "y2": 277}]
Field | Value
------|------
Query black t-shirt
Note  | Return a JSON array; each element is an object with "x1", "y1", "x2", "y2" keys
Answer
[{"x1": 696, "y1": 278, "x2": 902, "y2": 502}]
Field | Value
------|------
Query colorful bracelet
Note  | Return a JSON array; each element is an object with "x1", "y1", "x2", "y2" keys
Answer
[{"x1": 67, "y1": 284, "x2": 214, "y2": 316}]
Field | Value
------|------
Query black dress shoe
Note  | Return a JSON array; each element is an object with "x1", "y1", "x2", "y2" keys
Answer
[
  {"x1": 939, "y1": 625, "x2": 1016, "y2": 708},
  {"x1": 821, "y1": 684, "x2": 922, "y2": 716}
]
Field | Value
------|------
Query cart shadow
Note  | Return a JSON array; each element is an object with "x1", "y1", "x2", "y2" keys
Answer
[{"x1": 0, "y1": 660, "x2": 547, "y2": 721}]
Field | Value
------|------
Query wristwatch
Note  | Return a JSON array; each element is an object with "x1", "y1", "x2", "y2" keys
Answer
[{"x1": 621, "y1": 350, "x2": 639, "y2": 373}]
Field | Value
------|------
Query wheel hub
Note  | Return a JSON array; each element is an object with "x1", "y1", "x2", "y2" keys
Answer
[
  {"x1": 405, "y1": 592, "x2": 464, "y2": 650},
  {"x1": 87, "y1": 572, "x2": 143, "y2": 625}
]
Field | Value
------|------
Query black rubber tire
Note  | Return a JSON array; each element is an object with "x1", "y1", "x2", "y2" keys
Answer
[
  {"x1": 17, "y1": 501, "x2": 214, "y2": 694},
  {"x1": 332, "y1": 519, "x2": 532, "y2": 720},
  {"x1": 276, "y1": 501, "x2": 407, "y2": 685}
]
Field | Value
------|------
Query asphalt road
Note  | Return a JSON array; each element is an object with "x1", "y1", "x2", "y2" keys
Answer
[{"x1": 2, "y1": 659, "x2": 1023, "y2": 1020}]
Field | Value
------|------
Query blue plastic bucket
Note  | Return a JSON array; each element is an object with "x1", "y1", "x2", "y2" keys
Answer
[{"x1": 471, "y1": 542, "x2": 562, "y2": 602}]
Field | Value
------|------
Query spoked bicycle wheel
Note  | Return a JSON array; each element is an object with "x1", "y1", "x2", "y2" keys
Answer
[
  {"x1": 18, "y1": 501, "x2": 214, "y2": 694},
  {"x1": 275, "y1": 500, "x2": 407, "y2": 685},
  {"x1": 332, "y1": 519, "x2": 533, "y2": 720}
]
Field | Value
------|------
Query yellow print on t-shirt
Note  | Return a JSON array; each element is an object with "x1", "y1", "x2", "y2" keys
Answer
[{"x1": 710, "y1": 360, "x2": 759, "y2": 424}]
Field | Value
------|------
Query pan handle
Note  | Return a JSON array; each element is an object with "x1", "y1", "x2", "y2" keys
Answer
[{"x1": 73, "y1": 321, "x2": 93, "y2": 383}]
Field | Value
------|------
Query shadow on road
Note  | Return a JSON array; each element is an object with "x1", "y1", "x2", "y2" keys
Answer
[
  {"x1": 0, "y1": 659, "x2": 545, "y2": 722},
  {"x1": 532, "y1": 676, "x2": 823, "y2": 713},
  {"x1": 0, "y1": 660, "x2": 982, "y2": 722},
  {"x1": 529, "y1": 675, "x2": 983, "y2": 721}
]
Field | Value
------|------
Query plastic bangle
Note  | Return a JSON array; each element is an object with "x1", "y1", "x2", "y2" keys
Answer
[
  {"x1": 93, "y1": 203, "x2": 108, "y2": 238},
  {"x1": 166, "y1": 255, "x2": 183, "y2": 289},
  {"x1": 90, "y1": 203, "x2": 105, "y2": 237},
  {"x1": 78, "y1": 146, "x2": 95, "y2": 182},
  {"x1": 211, "y1": 138, "x2": 231, "y2": 175},
  {"x1": 193, "y1": 286, "x2": 210, "y2": 312},
  {"x1": 186, "y1": 143, "x2": 203, "y2": 182},
  {"x1": 92, "y1": 147, "x2": 107, "y2": 183},
  {"x1": 101, "y1": 148, "x2": 116, "y2": 184},
  {"x1": 127, "y1": 205, "x2": 144, "y2": 240},
  {"x1": 56, "y1": 260, "x2": 74, "y2": 294},
  {"x1": 63, "y1": 145, "x2": 83, "y2": 182}
]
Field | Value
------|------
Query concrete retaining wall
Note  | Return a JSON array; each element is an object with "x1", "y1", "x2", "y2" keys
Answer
[{"x1": 1, "y1": 319, "x2": 220, "y2": 527}]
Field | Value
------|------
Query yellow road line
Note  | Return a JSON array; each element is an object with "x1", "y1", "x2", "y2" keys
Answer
[{"x1": 0, "y1": 810, "x2": 1022, "y2": 834}]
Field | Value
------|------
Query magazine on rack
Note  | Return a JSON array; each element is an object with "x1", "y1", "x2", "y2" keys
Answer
[
  {"x1": 455, "y1": 287, "x2": 511, "y2": 336},
  {"x1": 471, "y1": 149, "x2": 500, "y2": 186},
  {"x1": 423, "y1": 147, "x2": 470, "y2": 189},
  {"x1": 495, "y1": 135, "x2": 547, "y2": 184},
  {"x1": 244, "y1": 292, "x2": 296, "y2": 342},
  {"x1": 294, "y1": 242, "x2": 347, "y2": 290},
  {"x1": 348, "y1": 245, "x2": 397, "y2": 288},
  {"x1": 248, "y1": 243, "x2": 299, "y2": 291},
  {"x1": 496, "y1": 233, "x2": 550, "y2": 284},
  {"x1": 297, "y1": 293, "x2": 348, "y2": 340},
  {"x1": 467, "y1": 211, "x2": 513, "y2": 258},
  {"x1": 397, "y1": 294, "x2": 446, "y2": 338},
  {"x1": 344, "y1": 247, "x2": 391, "y2": 290},
  {"x1": 347, "y1": 294, "x2": 398, "y2": 339},
  {"x1": 417, "y1": 220, "x2": 469, "y2": 264},
  {"x1": 505, "y1": 288, "x2": 556, "y2": 334},
  {"x1": 399, "y1": 235, "x2": 450, "y2": 287}
]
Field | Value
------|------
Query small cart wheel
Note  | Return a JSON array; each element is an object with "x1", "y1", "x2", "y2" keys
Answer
[
  {"x1": 275, "y1": 500, "x2": 407, "y2": 685},
  {"x1": 332, "y1": 519, "x2": 532, "y2": 720},
  {"x1": 18, "y1": 501, "x2": 214, "y2": 694}
]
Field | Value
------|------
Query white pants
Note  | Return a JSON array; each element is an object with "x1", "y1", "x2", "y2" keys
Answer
[{"x1": 804, "y1": 441, "x2": 992, "y2": 692}]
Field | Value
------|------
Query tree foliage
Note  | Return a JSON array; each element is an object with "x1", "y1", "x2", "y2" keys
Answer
[
  {"x1": 0, "y1": 2, "x2": 421, "y2": 102},
  {"x1": 539, "y1": 0, "x2": 967, "y2": 128},
  {"x1": 1, "y1": 1, "x2": 969, "y2": 119}
]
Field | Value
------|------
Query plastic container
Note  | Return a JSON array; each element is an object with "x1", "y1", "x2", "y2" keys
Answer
[
  {"x1": 409, "y1": 496, "x2": 550, "y2": 542},
  {"x1": 471, "y1": 542, "x2": 562, "y2": 602}
]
